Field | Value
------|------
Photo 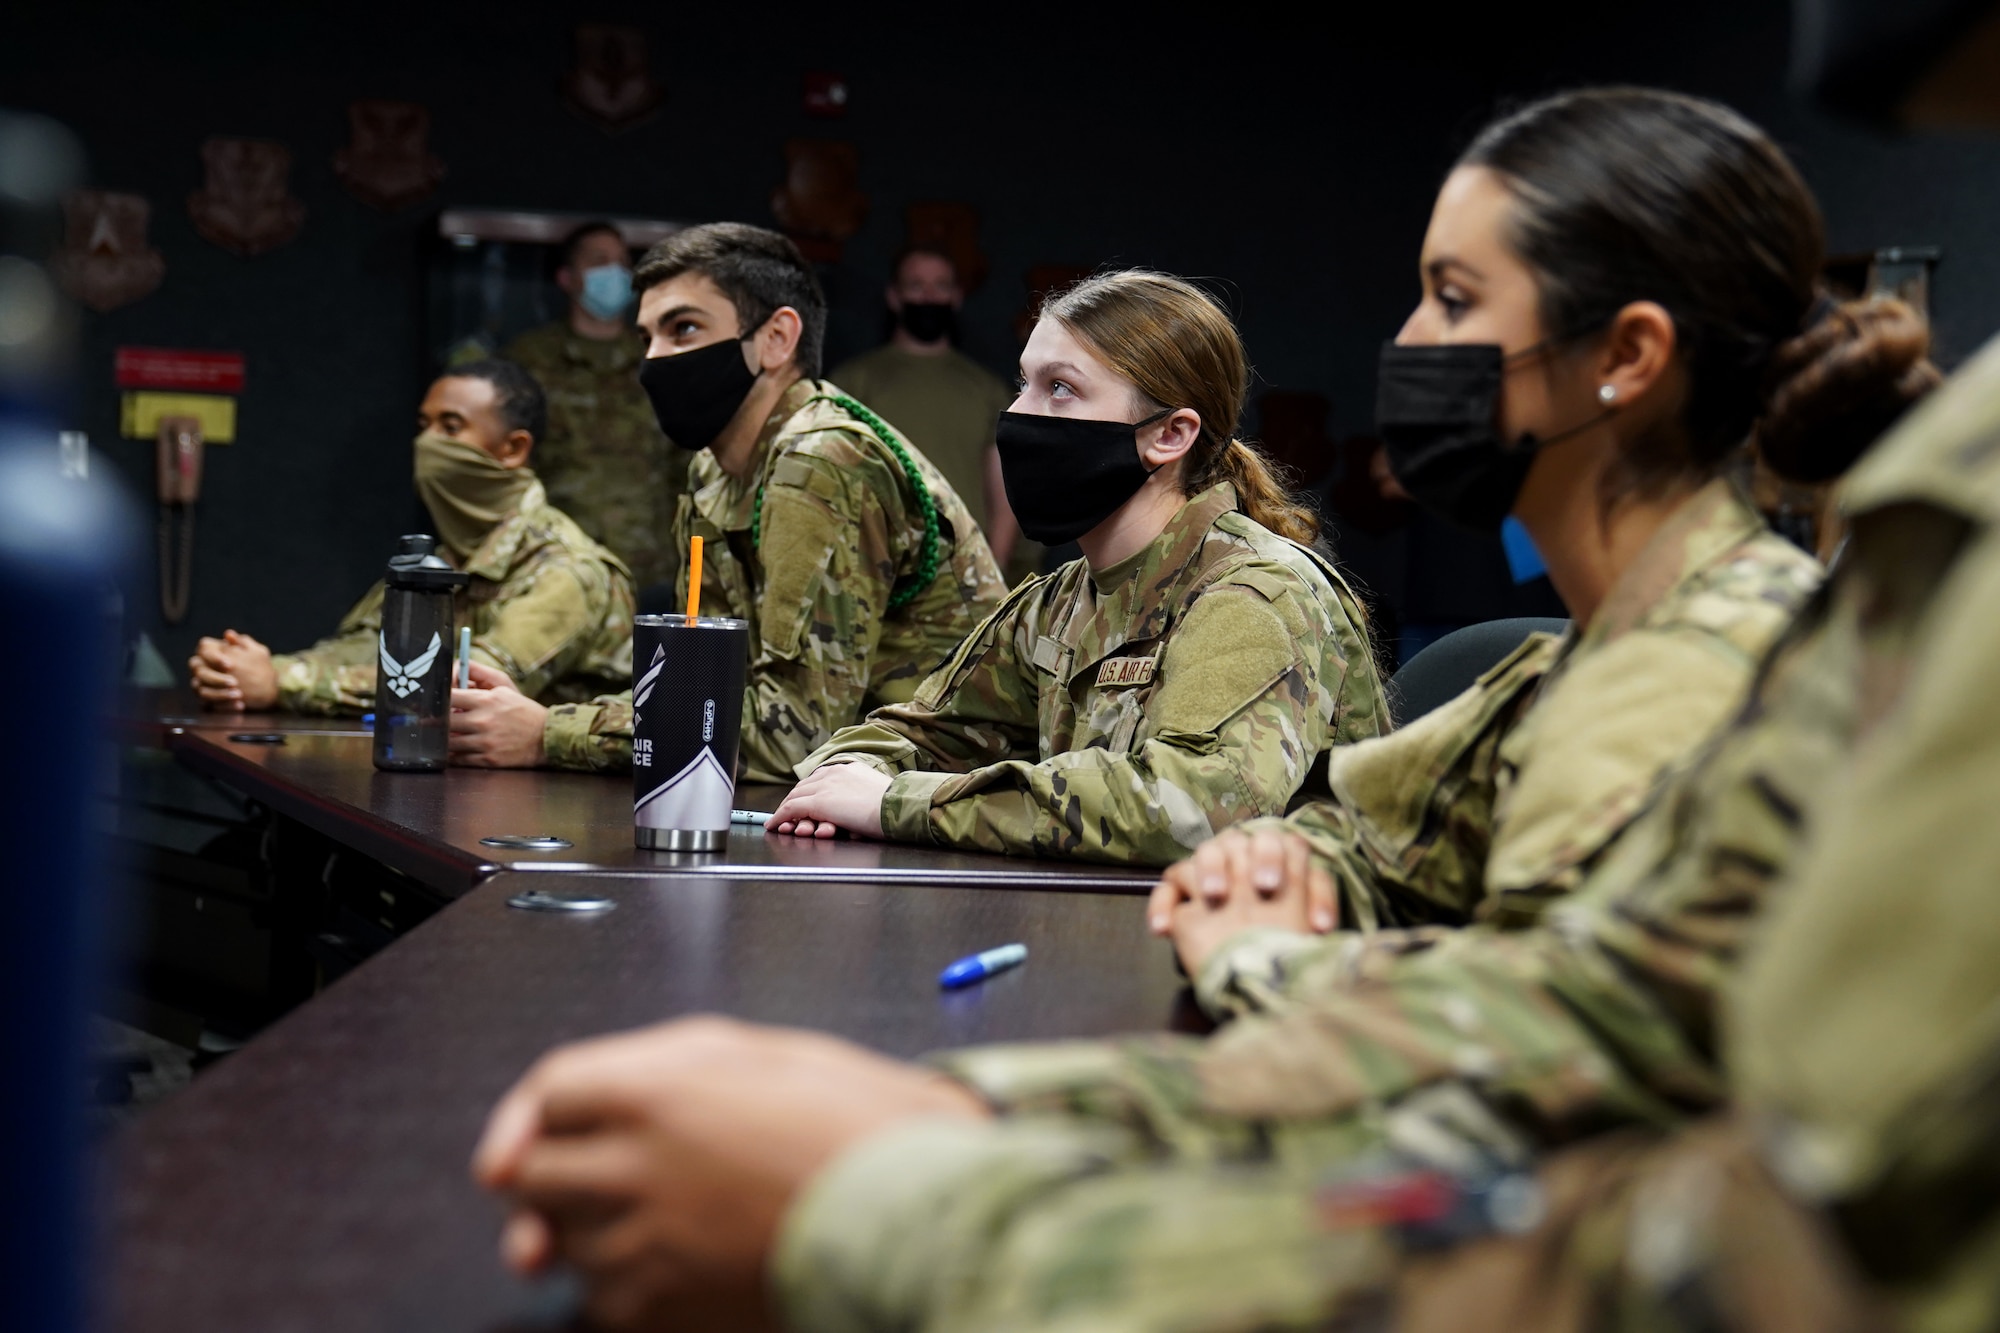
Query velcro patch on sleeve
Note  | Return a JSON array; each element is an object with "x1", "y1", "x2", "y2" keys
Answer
[
  {"x1": 756, "y1": 484, "x2": 842, "y2": 658},
  {"x1": 1149, "y1": 589, "x2": 1298, "y2": 735},
  {"x1": 770, "y1": 451, "x2": 847, "y2": 505}
]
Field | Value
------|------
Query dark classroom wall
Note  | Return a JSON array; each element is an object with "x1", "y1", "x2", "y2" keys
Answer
[{"x1": 8, "y1": 1, "x2": 2000, "y2": 663}]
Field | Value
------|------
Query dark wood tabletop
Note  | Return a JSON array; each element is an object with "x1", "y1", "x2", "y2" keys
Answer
[
  {"x1": 105, "y1": 869, "x2": 1199, "y2": 1332},
  {"x1": 167, "y1": 729, "x2": 1163, "y2": 898},
  {"x1": 119, "y1": 687, "x2": 375, "y2": 747}
]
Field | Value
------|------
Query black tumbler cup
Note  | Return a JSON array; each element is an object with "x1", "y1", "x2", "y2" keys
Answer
[{"x1": 631, "y1": 613, "x2": 750, "y2": 849}]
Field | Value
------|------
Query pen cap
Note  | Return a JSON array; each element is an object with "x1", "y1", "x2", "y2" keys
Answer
[{"x1": 938, "y1": 958, "x2": 983, "y2": 988}]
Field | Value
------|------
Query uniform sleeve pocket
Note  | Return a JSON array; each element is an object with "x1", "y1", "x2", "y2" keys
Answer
[
  {"x1": 757, "y1": 484, "x2": 842, "y2": 659},
  {"x1": 1149, "y1": 589, "x2": 1299, "y2": 735}
]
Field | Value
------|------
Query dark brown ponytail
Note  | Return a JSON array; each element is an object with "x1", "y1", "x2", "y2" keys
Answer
[
  {"x1": 1756, "y1": 295, "x2": 1940, "y2": 482},
  {"x1": 1189, "y1": 438, "x2": 1319, "y2": 544}
]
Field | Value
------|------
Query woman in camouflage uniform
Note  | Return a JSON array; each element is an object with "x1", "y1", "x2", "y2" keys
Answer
[
  {"x1": 768, "y1": 271, "x2": 1388, "y2": 866},
  {"x1": 1149, "y1": 88, "x2": 1839, "y2": 942}
]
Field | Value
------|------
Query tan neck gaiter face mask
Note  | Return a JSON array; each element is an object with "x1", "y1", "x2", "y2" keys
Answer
[{"x1": 412, "y1": 431, "x2": 535, "y2": 559}]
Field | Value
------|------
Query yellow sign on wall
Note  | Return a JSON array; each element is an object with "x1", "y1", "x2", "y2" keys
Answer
[{"x1": 120, "y1": 391, "x2": 236, "y2": 443}]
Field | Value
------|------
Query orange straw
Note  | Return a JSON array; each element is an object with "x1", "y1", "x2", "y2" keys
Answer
[{"x1": 685, "y1": 536, "x2": 703, "y2": 621}]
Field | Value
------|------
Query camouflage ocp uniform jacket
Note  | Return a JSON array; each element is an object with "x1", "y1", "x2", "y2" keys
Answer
[
  {"x1": 1268, "y1": 475, "x2": 1820, "y2": 933},
  {"x1": 542, "y1": 378, "x2": 1006, "y2": 783},
  {"x1": 793, "y1": 480, "x2": 1388, "y2": 866},
  {"x1": 270, "y1": 478, "x2": 634, "y2": 714}
]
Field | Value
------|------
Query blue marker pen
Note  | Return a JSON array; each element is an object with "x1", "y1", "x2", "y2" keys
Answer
[
  {"x1": 939, "y1": 943, "x2": 1027, "y2": 990},
  {"x1": 731, "y1": 809, "x2": 770, "y2": 826}
]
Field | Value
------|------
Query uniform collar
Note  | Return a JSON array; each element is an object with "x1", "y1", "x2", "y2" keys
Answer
[
  {"x1": 1575, "y1": 474, "x2": 1767, "y2": 653},
  {"x1": 1060, "y1": 481, "x2": 1240, "y2": 682},
  {"x1": 689, "y1": 377, "x2": 822, "y2": 532},
  {"x1": 459, "y1": 476, "x2": 548, "y2": 580}
]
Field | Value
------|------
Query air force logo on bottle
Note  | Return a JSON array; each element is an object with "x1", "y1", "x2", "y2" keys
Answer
[{"x1": 378, "y1": 630, "x2": 442, "y2": 698}]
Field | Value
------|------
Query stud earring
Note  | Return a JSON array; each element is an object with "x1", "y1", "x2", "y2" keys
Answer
[{"x1": 1597, "y1": 384, "x2": 1618, "y2": 404}]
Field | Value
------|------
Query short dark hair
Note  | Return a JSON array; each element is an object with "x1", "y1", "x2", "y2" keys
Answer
[
  {"x1": 892, "y1": 244, "x2": 959, "y2": 285},
  {"x1": 442, "y1": 359, "x2": 547, "y2": 443},
  {"x1": 634, "y1": 222, "x2": 827, "y2": 378},
  {"x1": 557, "y1": 219, "x2": 624, "y2": 273}
]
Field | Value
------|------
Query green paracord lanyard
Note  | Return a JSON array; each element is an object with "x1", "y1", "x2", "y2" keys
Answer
[{"x1": 750, "y1": 391, "x2": 941, "y2": 613}]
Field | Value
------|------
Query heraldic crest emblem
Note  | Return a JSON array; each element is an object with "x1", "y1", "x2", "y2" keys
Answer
[
  {"x1": 188, "y1": 137, "x2": 306, "y2": 257},
  {"x1": 563, "y1": 24, "x2": 665, "y2": 132},
  {"x1": 333, "y1": 100, "x2": 446, "y2": 211},
  {"x1": 50, "y1": 190, "x2": 166, "y2": 312}
]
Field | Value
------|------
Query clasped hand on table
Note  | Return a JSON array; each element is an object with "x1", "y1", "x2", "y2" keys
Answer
[
  {"x1": 188, "y1": 628, "x2": 277, "y2": 710},
  {"x1": 1146, "y1": 826, "x2": 1341, "y2": 975}
]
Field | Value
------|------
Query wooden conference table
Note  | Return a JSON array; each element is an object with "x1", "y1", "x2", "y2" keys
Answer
[
  {"x1": 108, "y1": 699, "x2": 1187, "y2": 1329},
  {"x1": 160, "y1": 720, "x2": 1160, "y2": 897}
]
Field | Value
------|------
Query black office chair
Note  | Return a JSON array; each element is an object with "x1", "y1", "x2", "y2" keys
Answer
[{"x1": 1389, "y1": 617, "x2": 1570, "y2": 727}]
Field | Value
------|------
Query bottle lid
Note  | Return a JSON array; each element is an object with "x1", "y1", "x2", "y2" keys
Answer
[{"x1": 384, "y1": 534, "x2": 470, "y2": 590}]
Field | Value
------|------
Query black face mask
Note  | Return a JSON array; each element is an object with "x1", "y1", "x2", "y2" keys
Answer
[
  {"x1": 993, "y1": 408, "x2": 1171, "y2": 545},
  {"x1": 898, "y1": 302, "x2": 955, "y2": 344},
  {"x1": 639, "y1": 335, "x2": 759, "y2": 452},
  {"x1": 1374, "y1": 337, "x2": 1608, "y2": 532}
]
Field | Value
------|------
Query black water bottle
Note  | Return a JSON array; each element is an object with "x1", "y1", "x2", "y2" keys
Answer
[{"x1": 372, "y1": 534, "x2": 467, "y2": 772}]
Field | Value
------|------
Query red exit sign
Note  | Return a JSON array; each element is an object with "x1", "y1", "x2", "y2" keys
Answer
[{"x1": 116, "y1": 347, "x2": 246, "y2": 394}]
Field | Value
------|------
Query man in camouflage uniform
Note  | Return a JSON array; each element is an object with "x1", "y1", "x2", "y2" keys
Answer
[
  {"x1": 777, "y1": 477, "x2": 1387, "y2": 866},
  {"x1": 189, "y1": 362, "x2": 632, "y2": 716},
  {"x1": 449, "y1": 223, "x2": 1006, "y2": 781},
  {"x1": 503, "y1": 220, "x2": 688, "y2": 599}
]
